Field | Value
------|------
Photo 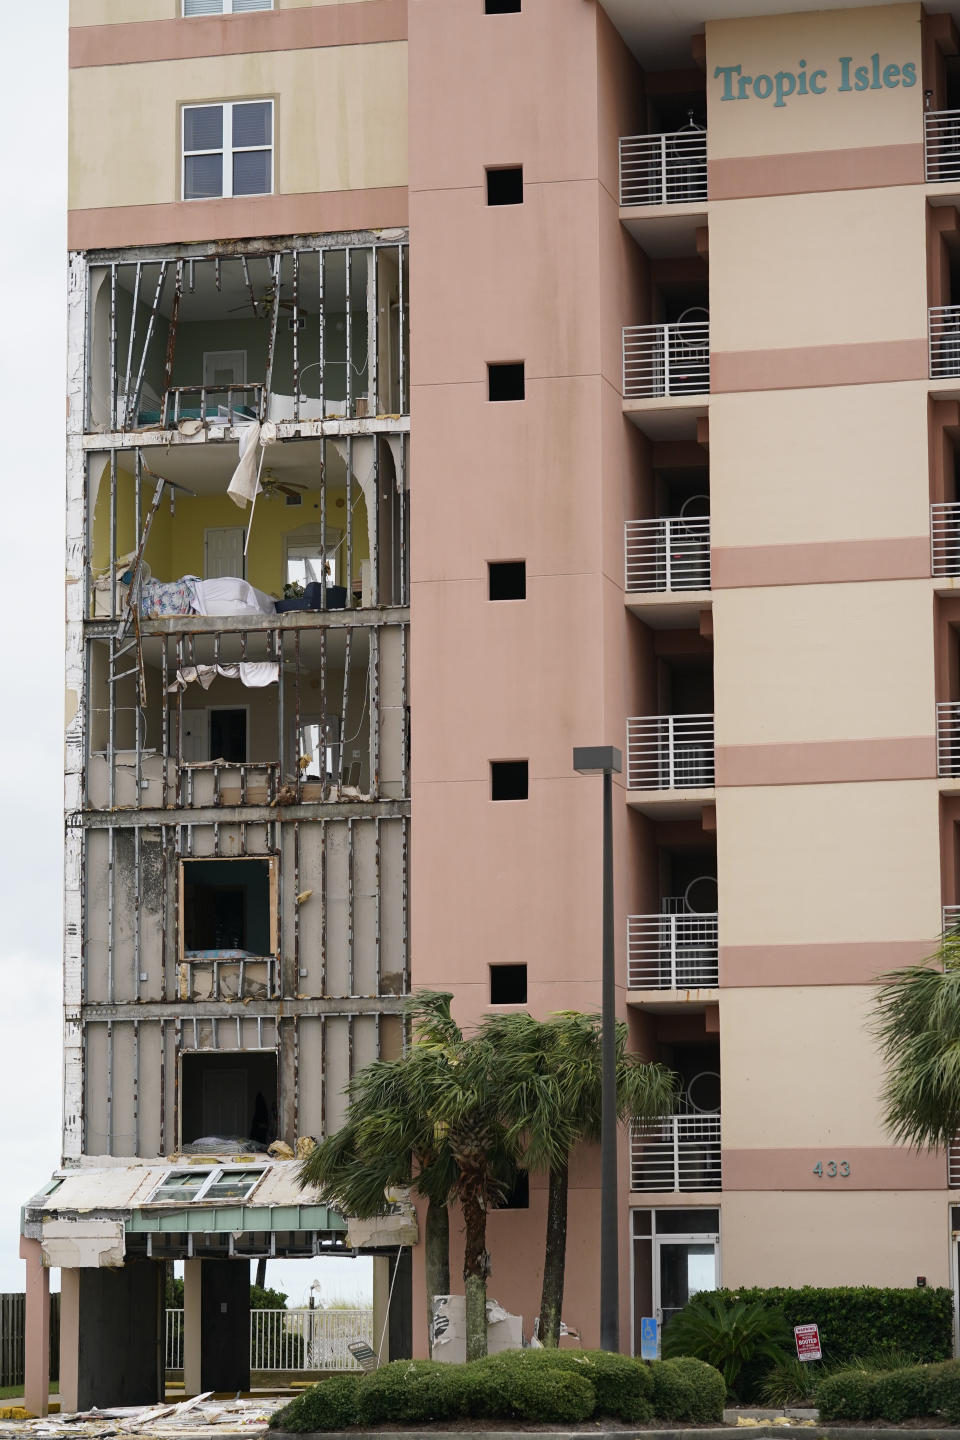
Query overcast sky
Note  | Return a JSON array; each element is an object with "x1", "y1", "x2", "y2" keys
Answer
[{"x1": 0, "y1": 5, "x2": 370, "y2": 1310}]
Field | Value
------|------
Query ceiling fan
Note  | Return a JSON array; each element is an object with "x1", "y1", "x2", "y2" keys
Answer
[{"x1": 260, "y1": 471, "x2": 309, "y2": 502}]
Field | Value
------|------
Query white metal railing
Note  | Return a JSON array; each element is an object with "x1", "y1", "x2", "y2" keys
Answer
[
  {"x1": 925, "y1": 110, "x2": 960, "y2": 184},
  {"x1": 619, "y1": 129, "x2": 707, "y2": 207},
  {"x1": 165, "y1": 1309, "x2": 374, "y2": 1372},
  {"x1": 945, "y1": 905, "x2": 960, "y2": 935},
  {"x1": 929, "y1": 306, "x2": 960, "y2": 378},
  {"x1": 932, "y1": 503, "x2": 960, "y2": 576},
  {"x1": 625, "y1": 517, "x2": 710, "y2": 593},
  {"x1": 166, "y1": 1308, "x2": 183, "y2": 1370},
  {"x1": 623, "y1": 322, "x2": 709, "y2": 398},
  {"x1": 950, "y1": 1137, "x2": 960, "y2": 1188},
  {"x1": 938, "y1": 701, "x2": 960, "y2": 775},
  {"x1": 627, "y1": 913, "x2": 719, "y2": 989},
  {"x1": 631, "y1": 1112, "x2": 722, "y2": 1191},
  {"x1": 627, "y1": 714, "x2": 715, "y2": 790}
]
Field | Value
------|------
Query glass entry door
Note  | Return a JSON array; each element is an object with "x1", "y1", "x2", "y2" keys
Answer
[{"x1": 655, "y1": 1236, "x2": 718, "y2": 1332}]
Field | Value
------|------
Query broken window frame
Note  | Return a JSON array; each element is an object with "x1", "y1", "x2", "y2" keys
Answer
[
  {"x1": 149, "y1": 1165, "x2": 266, "y2": 1204},
  {"x1": 181, "y1": 101, "x2": 274, "y2": 202}
]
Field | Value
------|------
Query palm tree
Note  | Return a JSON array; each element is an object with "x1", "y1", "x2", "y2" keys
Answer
[
  {"x1": 474, "y1": 1010, "x2": 677, "y2": 1348},
  {"x1": 873, "y1": 933, "x2": 960, "y2": 1150}
]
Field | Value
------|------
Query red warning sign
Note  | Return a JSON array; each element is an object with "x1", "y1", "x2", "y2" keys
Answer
[{"x1": 794, "y1": 1323, "x2": 822, "y2": 1362}]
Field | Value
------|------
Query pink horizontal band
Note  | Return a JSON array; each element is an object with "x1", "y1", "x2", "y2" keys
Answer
[
  {"x1": 68, "y1": 186, "x2": 408, "y2": 252},
  {"x1": 720, "y1": 939, "x2": 938, "y2": 988},
  {"x1": 712, "y1": 535, "x2": 930, "y2": 588},
  {"x1": 709, "y1": 142, "x2": 923, "y2": 201},
  {"x1": 715, "y1": 736, "x2": 936, "y2": 787},
  {"x1": 712, "y1": 338, "x2": 929, "y2": 393},
  {"x1": 723, "y1": 1145, "x2": 945, "y2": 1191},
  {"x1": 70, "y1": 0, "x2": 407, "y2": 68}
]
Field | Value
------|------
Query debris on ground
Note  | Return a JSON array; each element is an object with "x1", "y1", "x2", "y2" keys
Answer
[{"x1": 0, "y1": 1393, "x2": 289, "y2": 1440}]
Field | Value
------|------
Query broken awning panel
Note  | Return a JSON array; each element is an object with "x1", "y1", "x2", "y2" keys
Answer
[{"x1": 167, "y1": 662, "x2": 279, "y2": 693}]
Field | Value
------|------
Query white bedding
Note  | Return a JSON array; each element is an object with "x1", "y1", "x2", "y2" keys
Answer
[
  {"x1": 191, "y1": 577, "x2": 276, "y2": 617},
  {"x1": 266, "y1": 393, "x2": 364, "y2": 423}
]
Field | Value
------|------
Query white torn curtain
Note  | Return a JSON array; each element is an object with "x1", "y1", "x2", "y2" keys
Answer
[
  {"x1": 228, "y1": 421, "x2": 277, "y2": 509},
  {"x1": 332, "y1": 437, "x2": 376, "y2": 567},
  {"x1": 167, "y1": 662, "x2": 279, "y2": 693}
]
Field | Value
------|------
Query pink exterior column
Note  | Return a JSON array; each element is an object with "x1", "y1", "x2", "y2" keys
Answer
[
  {"x1": 19, "y1": 1239, "x2": 49, "y2": 1417},
  {"x1": 58, "y1": 1270, "x2": 80, "y2": 1416}
]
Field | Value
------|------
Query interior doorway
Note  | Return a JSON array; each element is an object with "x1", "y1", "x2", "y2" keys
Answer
[{"x1": 632, "y1": 1208, "x2": 719, "y2": 1354}]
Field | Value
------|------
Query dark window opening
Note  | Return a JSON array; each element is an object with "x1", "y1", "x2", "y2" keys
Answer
[
  {"x1": 180, "y1": 1050, "x2": 278, "y2": 1148},
  {"x1": 497, "y1": 1170, "x2": 530, "y2": 1209},
  {"x1": 488, "y1": 362, "x2": 525, "y2": 402},
  {"x1": 486, "y1": 166, "x2": 523, "y2": 206},
  {"x1": 490, "y1": 963, "x2": 527, "y2": 1004},
  {"x1": 209, "y1": 708, "x2": 247, "y2": 763},
  {"x1": 485, "y1": 0, "x2": 521, "y2": 11},
  {"x1": 489, "y1": 561, "x2": 526, "y2": 600},
  {"x1": 491, "y1": 760, "x2": 528, "y2": 800},
  {"x1": 182, "y1": 857, "x2": 272, "y2": 955}
]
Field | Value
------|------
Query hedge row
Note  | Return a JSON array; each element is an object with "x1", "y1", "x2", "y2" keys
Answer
[
  {"x1": 270, "y1": 1350, "x2": 726, "y2": 1432},
  {"x1": 818, "y1": 1357, "x2": 960, "y2": 1422},
  {"x1": 709, "y1": 1286, "x2": 953, "y2": 1364}
]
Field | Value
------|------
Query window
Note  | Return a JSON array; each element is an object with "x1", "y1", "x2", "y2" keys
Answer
[
  {"x1": 490, "y1": 963, "x2": 527, "y2": 1004},
  {"x1": 182, "y1": 101, "x2": 273, "y2": 201},
  {"x1": 286, "y1": 536, "x2": 340, "y2": 589},
  {"x1": 488, "y1": 362, "x2": 525, "y2": 402},
  {"x1": 491, "y1": 760, "x2": 528, "y2": 800},
  {"x1": 184, "y1": 0, "x2": 272, "y2": 14},
  {"x1": 485, "y1": 0, "x2": 521, "y2": 11},
  {"x1": 150, "y1": 1167, "x2": 265, "y2": 1203},
  {"x1": 489, "y1": 560, "x2": 526, "y2": 600},
  {"x1": 486, "y1": 167, "x2": 523, "y2": 206}
]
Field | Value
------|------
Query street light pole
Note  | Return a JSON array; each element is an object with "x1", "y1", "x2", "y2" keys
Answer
[{"x1": 573, "y1": 744, "x2": 622, "y2": 1353}]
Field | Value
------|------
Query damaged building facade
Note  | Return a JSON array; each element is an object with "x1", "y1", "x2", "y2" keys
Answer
[{"x1": 33, "y1": 0, "x2": 960, "y2": 1412}]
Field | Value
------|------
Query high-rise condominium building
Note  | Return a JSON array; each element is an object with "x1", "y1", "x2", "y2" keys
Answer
[{"x1": 21, "y1": 0, "x2": 960, "y2": 1410}]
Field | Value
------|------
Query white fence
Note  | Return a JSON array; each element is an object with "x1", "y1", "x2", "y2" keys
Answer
[
  {"x1": 627, "y1": 714, "x2": 715, "y2": 791},
  {"x1": 929, "y1": 306, "x2": 960, "y2": 378},
  {"x1": 619, "y1": 130, "x2": 707, "y2": 207},
  {"x1": 165, "y1": 1308, "x2": 374, "y2": 1372},
  {"x1": 623, "y1": 322, "x2": 709, "y2": 398},
  {"x1": 625, "y1": 517, "x2": 710, "y2": 593},
  {"x1": 631, "y1": 1113, "x2": 722, "y2": 1192},
  {"x1": 932, "y1": 503, "x2": 960, "y2": 576},
  {"x1": 925, "y1": 110, "x2": 960, "y2": 183},
  {"x1": 938, "y1": 702, "x2": 960, "y2": 776},
  {"x1": 627, "y1": 913, "x2": 719, "y2": 990}
]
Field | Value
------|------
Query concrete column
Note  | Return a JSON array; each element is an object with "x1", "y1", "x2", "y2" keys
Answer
[
  {"x1": 19, "y1": 1238, "x2": 49, "y2": 1417},
  {"x1": 60, "y1": 1264, "x2": 162, "y2": 1411},
  {"x1": 372, "y1": 1255, "x2": 390, "y2": 1365},
  {"x1": 387, "y1": 1248, "x2": 413, "y2": 1361},
  {"x1": 58, "y1": 1270, "x2": 80, "y2": 1415},
  {"x1": 184, "y1": 1259, "x2": 250, "y2": 1395}
]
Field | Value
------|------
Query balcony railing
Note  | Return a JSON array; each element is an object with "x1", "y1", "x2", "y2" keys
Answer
[
  {"x1": 623, "y1": 322, "x2": 709, "y2": 398},
  {"x1": 945, "y1": 905, "x2": 960, "y2": 935},
  {"x1": 932, "y1": 503, "x2": 960, "y2": 576},
  {"x1": 631, "y1": 1112, "x2": 721, "y2": 1192},
  {"x1": 627, "y1": 714, "x2": 715, "y2": 790},
  {"x1": 165, "y1": 1308, "x2": 374, "y2": 1372},
  {"x1": 929, "y1": 306, "x2": 960, "y2": 378},
  {"x1": 619, "y1": 130, "x2": 708, "y2": 207},
  {"x1": 925, "y1": 110, "x2": 960, "y2": 184},
  {"x1": 938, "y1": 701, "x2": 960, "y2": 775},
  {"x1": 627, "y1": 912, "x2": 719, "y2": 990},
  {"x1": 950, "y1": 1138, "x2": 960, "y2": 1189},
  {"x1": 625, "y1": 517, "x2": 710, "y2": 593}
]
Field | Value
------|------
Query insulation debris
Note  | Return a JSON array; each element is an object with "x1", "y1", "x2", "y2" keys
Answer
[{"x1": 0, "y1": 1394, "x2": 288, "y2": 1440}]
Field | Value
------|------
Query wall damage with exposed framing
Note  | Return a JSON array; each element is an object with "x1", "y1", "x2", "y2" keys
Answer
[{"x1": 64, "y1": 233, "x2": 411, "y2": 1168}]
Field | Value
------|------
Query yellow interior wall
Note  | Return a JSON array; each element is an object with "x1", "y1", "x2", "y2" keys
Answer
[{"x1": 92, "y1": 468, "x2": 367, "y2": 595}]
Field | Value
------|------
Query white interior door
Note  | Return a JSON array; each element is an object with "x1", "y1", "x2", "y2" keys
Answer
[{"x1": 205, "y1": 526, "x2": 246, "y2": 579}]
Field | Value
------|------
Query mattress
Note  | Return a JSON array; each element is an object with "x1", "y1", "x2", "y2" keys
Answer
[{"x1": 191, "y1": 577, "x2": 276, "y2": 617}]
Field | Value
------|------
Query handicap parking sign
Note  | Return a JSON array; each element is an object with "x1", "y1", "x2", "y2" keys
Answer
[{"x1": 640, "y1": 1316, "x2": 658, "y2": 1360}]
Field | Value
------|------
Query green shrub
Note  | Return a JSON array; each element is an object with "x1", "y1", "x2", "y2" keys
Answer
[
  {"x1": 816, "y1": 1358, "x2": 960, "y2": 1423},
  {"x1": 648, "y1": 1355, "x2": 726, "y2": 1422},
  {"x1": 816, "y1": 1367, "x2": 878, "y2": 1421},
  {"x1": 760, "y1": 1355, "x2": 820, "y2": 1407},
  {"x1": 468, "y1": 1352, "x2": 595, "y2": 1423},
  {"x1": 475, "y1": 1348, "x2": 652, "y2": 1422},
  {"x1": 662, "y1": 1293, "x2": 791, "y2": 1397},
  {"x1": 354, "y1": 1358, "x2": 470, "y2": 1425},
  {"x1": 269, "y1": 1375, "x2": 361, "y2": 1432},
  {"x1": 710, "y1": 1285, "x2": 953, "y2": 1365}
]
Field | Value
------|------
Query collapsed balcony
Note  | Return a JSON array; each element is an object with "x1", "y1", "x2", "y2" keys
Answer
[{"x1": 86, "y1": 241, "x2": 409, "y2": 434}]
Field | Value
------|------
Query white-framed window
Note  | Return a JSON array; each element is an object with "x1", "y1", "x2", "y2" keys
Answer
[
  {"x1": 150, "y1": 1166, "x2": 265, "y2": 1204},
  {"x1": 184, "y1": 0, "x2": 273, "y2": 15},
  {"x1": 182, "y1": 100, "x2": 273, "y2": 201},
  {"x1": 285, "y1": 528, "x2": 342, "y2": 588}
]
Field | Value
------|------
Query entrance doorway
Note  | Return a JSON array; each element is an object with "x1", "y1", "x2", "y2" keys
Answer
[{"x1": 632, "y1": 1208, "x2": 719, "y2": 1353}]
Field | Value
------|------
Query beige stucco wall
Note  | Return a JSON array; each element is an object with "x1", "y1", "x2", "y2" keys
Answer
[
  {"x1": 721, "y1": 1190, "x2": 951, "y2": 1288},
  {"x1": 721, "y1": 986, "x2": 887, "y2": 1147},
  {"x1": 709, "y1": 186, "x2": 927, "y2": 352},
  {"x1": 68, "y1": 44, "x2": 407, "y2": 210},
  {"x1": 70, "y1": 0, "x2": 375, "y2": 23},
  {"x1": 706, "y1": 3, "x2": 923, "y2": 160},
  {"x1": 713, "y1": 580, "x2": 936, "y2": 747},
  {"x1": 716, "y1": 780, "x2": 943, "y2": 947},
  {"x1": 710, "y1": 382, "x2": 929, "y2": 549}
]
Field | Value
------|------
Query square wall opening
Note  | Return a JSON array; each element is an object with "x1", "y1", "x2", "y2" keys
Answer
[
  {"x1": 180, "y1": 1049, "x2": 278, "y2": 1147},
  {"x1": 181, "y1": 857, "x2": 276, "y2": 957}
]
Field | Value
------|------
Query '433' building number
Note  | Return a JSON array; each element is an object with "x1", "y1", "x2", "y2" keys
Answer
[{"x1": 813, "y1": 1160, "x2": 851, "y2": 1177}]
